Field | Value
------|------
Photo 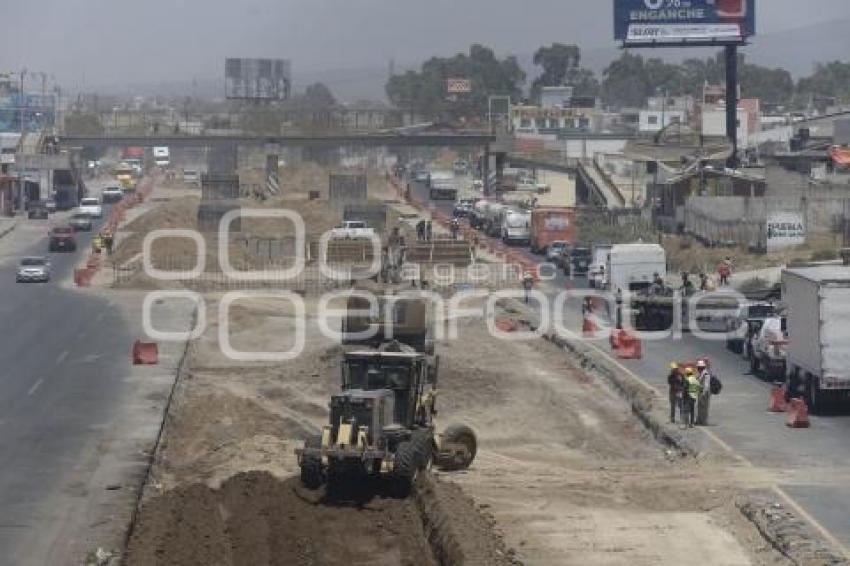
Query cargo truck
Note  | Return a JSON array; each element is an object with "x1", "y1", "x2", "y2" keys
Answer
[
  {"x1": 500, "y1": 208, "x2": 531, "y2": 246},
  {"x1": 783, "y1": 267, "x2": 850, "y2": 414},
  {"x1": 605, "y1": 243, "x2": 666, "y2": 293},
  {"x1": 429, "y1": 171, "x2": 457, "y2": 201},
  {"x1": 529, "y1": 207, "x2": 576, "y2": 254}
]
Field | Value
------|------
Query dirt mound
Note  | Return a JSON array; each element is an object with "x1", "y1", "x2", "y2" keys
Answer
[{"x1": 125, "y1": 471, "x2": 437, "y2": 566}]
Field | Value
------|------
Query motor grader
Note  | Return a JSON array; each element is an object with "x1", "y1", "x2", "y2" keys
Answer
[{"x1": 295, "y1": 341, "x2": 476, "y2": 495}]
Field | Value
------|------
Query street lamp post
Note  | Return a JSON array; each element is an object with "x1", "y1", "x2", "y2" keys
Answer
[{"x1": 18, "y1": 68, "x2": 27, "y2": 214}]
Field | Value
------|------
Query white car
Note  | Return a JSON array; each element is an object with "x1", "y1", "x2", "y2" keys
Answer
[
  {"x1": 78, "y1": 197, "x2": 102, "y2": 218},
  {"x1": 330, "y1": 221, "x2": 376, "y2": 240},
  {"x1": 16, "y1": 256, "x2": 51, "y2": 283}
]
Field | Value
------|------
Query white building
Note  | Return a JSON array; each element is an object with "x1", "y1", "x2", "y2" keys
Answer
[
  {"x1": 638, "y1": 109, "x2": 687, "y2": 133},
  {"x1": 540, "y1": 86, "x2": 574, "y2": 109},
  {"x1": 702, "y1": 106, "x2": 749, "y2": 145}
]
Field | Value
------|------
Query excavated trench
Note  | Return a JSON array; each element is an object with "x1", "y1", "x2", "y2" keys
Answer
[{"x1": 124, "y1": 471, "x2": 511, "y2": 566}]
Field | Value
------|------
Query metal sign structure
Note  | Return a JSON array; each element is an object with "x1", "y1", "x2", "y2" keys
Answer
[
  {"x1": 446, "y1": 78, "x2": 472, "y2": 94},
  {"x1": 614, "y1": 0, "x2": 755, "y2": 47},
  {"x1": 225, "y1": 58, "x2": 292, "y2": 101}
]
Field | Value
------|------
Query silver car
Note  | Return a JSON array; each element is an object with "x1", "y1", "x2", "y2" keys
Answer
[{"x1": 16, "y1": 256, "x2": 51, "y2": 283}]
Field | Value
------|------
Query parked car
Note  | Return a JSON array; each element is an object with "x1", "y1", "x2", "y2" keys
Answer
[
  {"x1": 28, "y1": 201, "x2": 49, "y2": 219},
  {"x1": 101, "y1": 186, "x2": 124, "y2": 203},
  {"x1": 725, "y1": 302, "x2": 776, "y2": 355},
  {"x1": 453, "y1": 199, "x2": 476, "y2": 218},
  {"x1": 48, "y1": 225, "x2": 77, "y2": 252},
  {"x1": 749, "y1": 316, "x2": 788, "y2": 380},
  {"x1": 562, "y1": 246, "x2": 592, "y2": 277},
  {"x1": 546, "y1": 241, "x2": 569, "y2": 262},
  {"x1": 16, "y1": 256, "x2": 51, "y2": 283},
  {"x1": 78, "y1": 197, "x2": 102, "y2": 218},
  {"x1": 69, "y1": 212, "x2": 93, "y2": 232},
  {"x1": 330, "y1": 220, "x2": 376, "y2": 240}
]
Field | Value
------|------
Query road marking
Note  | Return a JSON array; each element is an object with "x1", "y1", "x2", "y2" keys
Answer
[
  {"x1": 27, "y1": 379, "x2": 43, "y2": 397},
  {"x1": 552, "y1": 325, "x2": 850, "y2": 559},
  {"x1": 56, "y1": 350, "x2": 69, "y2": 365}
]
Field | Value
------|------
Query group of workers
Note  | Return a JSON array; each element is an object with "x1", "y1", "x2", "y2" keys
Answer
[
  {"x1": 667, "y1": 360, "x2": 719, "y2": 428},
  {"x1": 91, "y1": 228, "x2": 114, "y2": 255}
]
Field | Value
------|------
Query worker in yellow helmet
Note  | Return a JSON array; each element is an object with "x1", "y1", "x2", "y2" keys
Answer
[
  {"x1": 683, "y1": 367, "x2": 702, "y2": 429},
  {"x1": 667, "y1": 363, "x2": 684, "y2": 424}
]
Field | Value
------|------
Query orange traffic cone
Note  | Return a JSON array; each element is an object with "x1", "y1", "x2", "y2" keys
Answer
[
  {"x1": 768, "y1": 386, "x2": 788, "y2": 412},
  {"x1": 786, "y1": 398, "x2": 810, "y2": 428}
]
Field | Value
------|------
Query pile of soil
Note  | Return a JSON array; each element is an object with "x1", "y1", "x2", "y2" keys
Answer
[{"x1": 125, "y1": 472, "x2": 436, "y2": 566}]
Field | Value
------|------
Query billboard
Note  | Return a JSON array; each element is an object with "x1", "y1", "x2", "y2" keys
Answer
[
  {"x1": 446, "y1": 78, "x2": 472, "y2": 94},
  {"x1": 766, "y1": 211, "x2": 805, "y2": 252},
  {"x1": 614, "y1": 0, "x2": 755, "y2": 46},
  {"x1": 225, "y1": 58, "x2": 291, "y2": 100}
]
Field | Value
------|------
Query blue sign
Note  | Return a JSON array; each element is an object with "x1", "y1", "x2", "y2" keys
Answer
[{"x1": 614, "y1": 0, "x2": 756, "y2": 45}]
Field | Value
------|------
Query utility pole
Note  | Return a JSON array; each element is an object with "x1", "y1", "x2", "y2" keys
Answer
[
  {"x1": 18, "y1": 68, "x2": 27, "y2": 214},
  {"x1": 725, "y1": 45, "x2": 739, "y2": 170}
]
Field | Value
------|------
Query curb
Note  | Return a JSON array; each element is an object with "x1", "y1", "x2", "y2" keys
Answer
[{"x1": 0, "y1": 221, "x2": 17, "y2": 240}]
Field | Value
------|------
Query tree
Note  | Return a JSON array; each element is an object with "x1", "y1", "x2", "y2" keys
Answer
[
  {"x1": 303, "y1": 82, "x2": 336, "y2": 108},
  {"x1": 531, "y1": 43, "x2": 581, "y2": 101},
  {"x1": 570, "y1": 68, "x2": 600, "y2": 98},
  {"x1": 385, "y1": 44, "x2": 525, "y2": 121},
  {"x1": 601, "y1": 52, "x2": 649, "y2": 108},
  {"x1": 797, "y1": 61, "x2": 850, "y2": 105}
]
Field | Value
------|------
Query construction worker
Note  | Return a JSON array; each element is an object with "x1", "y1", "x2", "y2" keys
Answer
[
  {"x1": 425, "y1": 221, "x2": 432, "y2": 242},
  {"x1": 522, "y1": 271, "x2": 535, "y2": 304},
  {"x1": 696, "y1": 359, "x2": 712, "y2": 425},
  {"x1": 667, "y1": 363, "x2": 684, "y2": 424},
  {"x1": 102, "y1": 229, "x2": 114, "y2": 256},
  {"x1": 450, "y1": 218, "x2": 460, "y2": 240},
  {"x1": 416, "y1": 220, "x2": 425, "y2": 241},
  {"x1": 699, "y1": 272, "x2": 709, "y2": 291},
  {"x1": 717, "y1": 257, "x2": 732, "y2": 286},
  {"x1": 681, "y1": 272, "x2": 695, "y2": 295},
  {"x1": 683, "y1": 367, "x2": 701, "y2": 428},
  {"x1": 92, "y1": 232, "x2": 103, "y2": 254}
]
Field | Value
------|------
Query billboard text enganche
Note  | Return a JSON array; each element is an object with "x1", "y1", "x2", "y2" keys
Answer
[{"x1": 614, "y1": 0, "x2": 756, "y2": 46}]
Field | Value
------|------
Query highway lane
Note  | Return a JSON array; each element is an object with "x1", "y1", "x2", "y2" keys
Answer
[
  {"x1": 0, "y1": 200, "x2": 138, "y2": 565},
  {"x1": 406, "y1": 174, "x2": 850, "y2": 554}
]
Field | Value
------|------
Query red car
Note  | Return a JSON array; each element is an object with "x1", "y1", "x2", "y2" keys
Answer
[{"x1": 48, "y1": 225, "x2": 77, "y2": 252}]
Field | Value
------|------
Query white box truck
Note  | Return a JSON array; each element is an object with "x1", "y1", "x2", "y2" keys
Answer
[
  {"x1": 783, "y1": 266, "x2": 850, "y2": 414},
  {"x1": 606, "y1": 243, "x2": 666, "y2": 293}
]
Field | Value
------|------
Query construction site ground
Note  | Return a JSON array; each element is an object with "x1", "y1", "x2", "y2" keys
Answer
[{"x1": 123, "y1": 286, "x2": 787, "y2": 565}]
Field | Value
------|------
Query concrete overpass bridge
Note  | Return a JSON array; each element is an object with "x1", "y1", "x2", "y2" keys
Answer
[{"x1": 57, "y1": 132, "x2": 496, "y2": 150}]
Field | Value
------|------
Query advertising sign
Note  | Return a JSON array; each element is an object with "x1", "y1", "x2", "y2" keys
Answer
[
  {"x1": 766, "y1": 211, "x2": 805, "y2": 252},
  {"x1": 446, "y1": 78, "x2": 472, "y2": 94},
  {"x1": 614, "y1": 0, "x2": 756, "y2": 46},
  {"x1": 225, "y1": 58, "x2": 291, "y2": 100}
]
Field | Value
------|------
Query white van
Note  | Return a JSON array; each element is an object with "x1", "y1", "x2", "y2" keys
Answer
[
  {"x1": 606, "y1": 243, "x2": 666, "y2": 293},
  {"x1": 588, "y1": 244, "x2": 613, "y2": 289}
]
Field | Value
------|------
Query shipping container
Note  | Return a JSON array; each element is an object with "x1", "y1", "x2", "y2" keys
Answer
[{"x1": 529, "y1": 207, "x2": 577, "y2": 254}]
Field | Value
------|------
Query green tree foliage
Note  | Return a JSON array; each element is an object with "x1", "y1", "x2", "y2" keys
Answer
[
  {"x1": 303, "y1": 82, "x2": 336, "y2": 108},
  {"x1": 797, "y1": 61, "x2": 850, "y2": 104},
  {"x1": 386, "y1": 44, "x2": 525, "y2": 121},
  {"x1": 601, "y1": 51, "x2": 794, "y2": 108}
]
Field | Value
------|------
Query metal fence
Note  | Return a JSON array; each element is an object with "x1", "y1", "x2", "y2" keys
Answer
[{"x1": 112, "y1": 258, "x2": 523, "y2": 293}]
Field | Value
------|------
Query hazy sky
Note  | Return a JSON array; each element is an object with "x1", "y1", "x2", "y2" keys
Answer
[{"x1": 1, "y1": 0, "x2": 848, "y2": 93}]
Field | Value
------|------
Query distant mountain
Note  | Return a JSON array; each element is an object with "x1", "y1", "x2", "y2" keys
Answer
[{"x1": 91, "y1": 19, "x2": 848, "y2": 102}]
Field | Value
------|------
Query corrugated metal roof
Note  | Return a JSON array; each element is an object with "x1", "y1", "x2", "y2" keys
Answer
[{"x1": 784, "y1": 266, "x2": 850, "y2": 283}]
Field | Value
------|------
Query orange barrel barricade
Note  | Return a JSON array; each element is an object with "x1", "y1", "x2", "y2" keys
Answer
[
  {"x1": 73, "y1": 268, "x2": 91, "y2": 287},
  {"x1": 132, "y1": 340, "x2": 159, "y2": 365},
  {"x1": 616, "y1": 329, "x2": 643, "y2": 360},
  {"x1": 582, "y1": 314, "x2": 599, "y2": 338},
  {"x1": 786, "y1": 398, "x2": 810, "y2": 428},
  {"x1": 610, "y1": 328, "x2": 623, "y2": 350},
  {"x1": 768, "y1": 385, "x2": 788, "y2": 412}
]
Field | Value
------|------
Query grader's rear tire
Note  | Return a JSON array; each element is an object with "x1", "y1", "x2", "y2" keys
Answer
[
  {"x1": 299, "y1": 435, "x2": 324, "y2": 490},
  {"x1": 438, "y1": 424, "x2": 477, "y2": 471}
]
